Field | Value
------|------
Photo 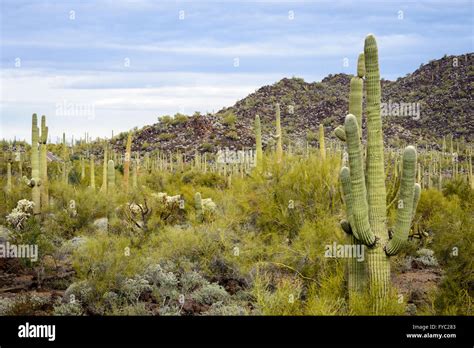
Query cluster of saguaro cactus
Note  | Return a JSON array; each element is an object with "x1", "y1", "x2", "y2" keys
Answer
[
  {"x1": 337, "y1": 35, "x2": 420, "y2": 312},
  {"x1": 24, "y1": 114, "x2": 41, "y2": 217}
]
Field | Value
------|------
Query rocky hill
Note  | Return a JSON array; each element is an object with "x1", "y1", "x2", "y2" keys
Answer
[{"x1": 112, "y1": 53, "x2": 473, "y2": 155}]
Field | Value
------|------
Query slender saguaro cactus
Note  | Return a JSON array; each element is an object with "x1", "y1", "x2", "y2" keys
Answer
[
  {"x1": 338, "y1": 52, "x2": 367, "y2": 303},
  {"x1": 337, "y1": 35, "x2": 420, "y2": 312},
  {"x1": 39, "y1": 115, "x2": 49, "y2": 210},
  {"x1": 254, "y1": 114, "x2": 263, "y2": 170},
  {"x1": 132, "y1": 157, "x2": 138, "y2": 189},
  {"x1": 275, "y1": 103, "x2": 283, "y2": 164},
  {"x1": 6, "y1": 162, "x2": 12, "y2": 193},
  {"x1": 80, "y1": 156, "x2": 85, "y2": 181},
  {"x1": 194, "y1": 192, "x2": 203, "y2": 222},
  {"x1": 319, "y1": 124, "x2": 326, "y2": 160},
  {"x1": 62, "y1": 132, "x2": 68, "y2": 184},
  {"x1": 107, "y1": 159, "x2": 115, "y2": 192},
  {"x1": 100, "y1": 143, "x2": 108, "y2": 193},
  {"x1": 90, "y1": 155, "x2": 95, "y2": 189},
  {"x1": 123, "y1": 132, "x2": 132, "y2": 192},
  {"x1": 24, "y1": 114, "x2": 41, "y2": 218}
]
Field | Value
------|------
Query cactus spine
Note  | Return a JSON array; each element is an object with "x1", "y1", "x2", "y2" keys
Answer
[
  {"x1": 338, "y1": 35, "x2": 419, "y2": 312},
  {"x1": 275, "y1": 103, "x2": 283, "y2": 164},
  {"x1": 254, "y1": 114, "x2": 263, "y2": 171},
  {"x1": 319, "y1": 124, "x2": 326, "y2": 160},
  {"x1": 39, "y1": 115, "x2": 49, "y2": 210},
  {"x1": 123, "y1": 132, "x2": 132, "y2": 192}
]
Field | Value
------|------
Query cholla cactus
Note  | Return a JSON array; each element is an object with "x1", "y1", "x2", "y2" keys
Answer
[
  {"x1": 6, "y1": 199, "x2": 35, "y2": 230},
  {"x1": 337, "y1": 35, "x2": 420, "y2": 312},
  {"x1": 24, "y1": 114, "x2": 41, "y2": 218}
]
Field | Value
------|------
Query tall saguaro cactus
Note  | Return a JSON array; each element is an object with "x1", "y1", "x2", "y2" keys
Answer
[
  {"x1": 319, "y1": 124, "x2": 326, "y2": 160},
  {"x1": 254, "y1": 114, "x2": 263, "y2": 170},
  {"x1": 123, "y1": 132, "x2": 132, "y2": 192},
  {"x1": 337, "y1": 35, "x2": 420, "y2": 312},
  {"x1": 90, "y1": 155, "x2": 96, "y2": 189},
  {"x1": 275, "y1": 103, "x2": 283, "y2": 164},
  {"x1": 107, "y1": 159, "x2": 115, "y2": 192},
  {"x1": 39, "y1": 115, "x2": 49, "y2": 210},
  {"x1": 100, "y1": 143, "x2": 108, "y2": 193},
  {"x1": 24, "y1": 114, "x2": 41, "y2": 218},
  {"x1": 62, "y1": 132, "x2": 68, "y2": 184}
]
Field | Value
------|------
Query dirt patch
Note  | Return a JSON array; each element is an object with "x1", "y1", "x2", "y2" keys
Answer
[{"x1": 392, "y1": 267, "x2": 443, "y2": 309}]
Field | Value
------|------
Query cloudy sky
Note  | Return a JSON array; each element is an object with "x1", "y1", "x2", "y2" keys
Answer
[{"x1": 0, "y1": 0, "x2": 472, "y2": 142}]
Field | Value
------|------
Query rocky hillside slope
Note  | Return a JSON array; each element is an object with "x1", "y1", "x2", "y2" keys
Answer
[{"x1": 112, "y1": 53, "x2": 473, "y2": 155}]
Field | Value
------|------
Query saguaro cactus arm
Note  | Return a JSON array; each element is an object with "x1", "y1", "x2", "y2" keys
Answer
[
  {"x1": 339, "y1": 166, "x2": 358, "y2": 238},
  {"x1": 344, "y1": 114, "x2": 376, "y2": 246},
  {"x1": 385, "y1": 146, "x2": 417, "y2": 255}
]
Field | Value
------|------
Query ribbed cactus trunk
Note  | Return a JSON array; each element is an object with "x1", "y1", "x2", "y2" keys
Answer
[
  {"x1": 275, "y1": 103, "x2": 283, "y2": 164},
  {"x1": 123, "y1": 133, "x2": 132, "y2": 192},
  {"x1": 81, "y1": 156, "x2": 85, "y2": 181},
  {"x1": 90, "y1": 155, "x2": 95, "y2": 190},
  {"x1": 100, "y1": 144, "x2": 108, "y2": 192},
  {"x1": 29, "y1": 114, "x2": 41, "y2": 218},
  {"x1": 62, "y1": 133, "x2": 68, "y2": 184},
  {"x1": 337, "y1": 35, "x2": 420, "y2": 313},
  {"x1": 254, "y1": 114, "x2": 263, "y2": 171},
  {"x1": 107, "y1": 159, "x2": 115, "y2": 192},
  {"x1": 319, "y1": 124, "x2": 326, "y2": 160},
  {"x1": 39, "y1": 115, "x2": 49, "y2": 210},
  {"x1": 132, "y1": 157, "x2": 138, "y2": 189}
]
